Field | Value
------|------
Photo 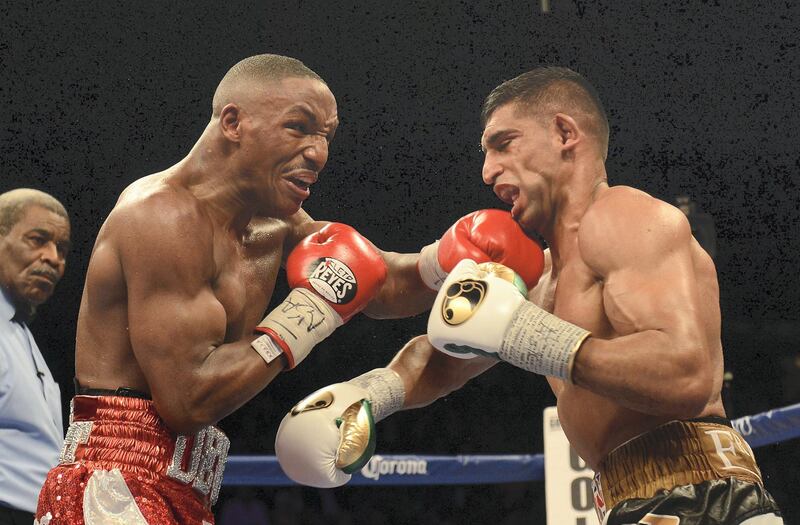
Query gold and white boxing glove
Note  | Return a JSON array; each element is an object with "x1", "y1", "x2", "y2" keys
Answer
[
  {"x1": 427, "y1": 259, "x2": 590, "y2": 381},
  {"x1": 275, "y1": 369, "x2": 405, "y2": 488}
]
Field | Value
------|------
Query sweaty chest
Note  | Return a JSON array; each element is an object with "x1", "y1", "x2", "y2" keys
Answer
[
  {"x1": 551, "y1": 259, "x2": 615, "y2": 337},
  {"x1": 212, "y1": 235, "x2": 284, "y2": 341}
]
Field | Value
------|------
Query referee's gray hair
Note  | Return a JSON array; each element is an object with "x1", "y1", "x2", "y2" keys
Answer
[{"x1": 0, "y1": 188, "x2": 69, "y2": 235}]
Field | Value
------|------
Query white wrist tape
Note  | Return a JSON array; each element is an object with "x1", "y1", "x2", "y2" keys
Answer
[
  {"x1": 418, "y1": 240, "x2": 447, "y2": 290},
  {"x1": 346, "y1": 368, "x2": 405, "y2": 422},
  {"x1": 250, "y1": 334, "x2": 285, "y2": 364},
  {"x1": 253, "y1": 288, "x2": 343, "y2": 368},
  {"x1": 499, "y1": 301, "x2": 590, "y2": 382}
]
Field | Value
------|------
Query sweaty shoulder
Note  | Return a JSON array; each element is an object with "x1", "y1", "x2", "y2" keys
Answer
[
  {"x1": 106, "y1": 177, "x2": 215, "y2": 267},
  {"x1": 281, "y1": 208, "x2": 329, "y2": 256},
  {"x1": 578, "y1": 186, "x2": 691, "y2": 276}
]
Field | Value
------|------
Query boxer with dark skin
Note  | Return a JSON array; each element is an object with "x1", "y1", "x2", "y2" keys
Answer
[
  {"x1": 280, "y1": 68, "x2": 782, "y2": 523},
  {"x1": 72, "y1": 73, "x2": 429, "y2": 434},
  {"x1": 35, "y1": 54, "x2": 437, "y2": 525},
  {"x1": 74, "y1": 66, "x2": 429, "y2": 434}
]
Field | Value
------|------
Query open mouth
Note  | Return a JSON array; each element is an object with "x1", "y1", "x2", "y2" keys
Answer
[
  {"x1": 493, "y1": 184, "x2": 519, "y2": 206},
  {"x1": 284, "y1": 171, "x2": 317, "y2": 201},
  {"x1": 288, "y1": 177, "x2": 311, "y2": 191},
  {"x1": 284, "y1": 168, "x2": 318, "y2": 199}
]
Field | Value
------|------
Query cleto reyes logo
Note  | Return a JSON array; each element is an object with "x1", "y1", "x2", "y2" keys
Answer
[{"x1": 307, "y1": 257, "x2": 358, "y2": 304}]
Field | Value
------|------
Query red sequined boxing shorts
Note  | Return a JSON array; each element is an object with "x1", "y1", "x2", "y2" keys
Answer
[{"x1": 35, "y1": 395, "x2": 229, "y2": 525}]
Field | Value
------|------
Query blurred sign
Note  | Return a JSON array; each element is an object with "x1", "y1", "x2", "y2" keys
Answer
[{"x1": 543, "y1": 407, "x2": 597, "y2": 525}]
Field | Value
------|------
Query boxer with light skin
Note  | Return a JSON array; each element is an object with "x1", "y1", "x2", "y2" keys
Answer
[
  {"x1": 35, "y1": 54, "x2": 541, "y2": 525},
  {"x1": 277, "y1": 68, "x2": 783, "y2": 524}
]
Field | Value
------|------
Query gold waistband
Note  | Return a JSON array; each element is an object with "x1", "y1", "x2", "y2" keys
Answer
[{"x1": 594, "y1": 419, "x2": 762, "y2": 510}]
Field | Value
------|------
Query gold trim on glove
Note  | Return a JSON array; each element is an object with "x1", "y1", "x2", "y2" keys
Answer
[
  {"x1": 291, "y1": 389, "x2": 335, "y2": 416},
  {"x1": 442, "y1": 279, "x2": 487, "y2": 325},
  {"x1": 335, "y1": 400, "x2": 376, "y2": 473}
]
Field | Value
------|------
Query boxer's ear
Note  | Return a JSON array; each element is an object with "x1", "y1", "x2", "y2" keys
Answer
[
  {"x1": 554, "y1": 113, "x2": 581, "y2": 156},
  {"x1": 219, "y1": 103, "x2": 242, "y2": 143}
]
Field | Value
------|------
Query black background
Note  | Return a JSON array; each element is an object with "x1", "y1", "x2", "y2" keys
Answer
[{"x1": 2, "y1": 1, "x2": 799, "y2": 523}]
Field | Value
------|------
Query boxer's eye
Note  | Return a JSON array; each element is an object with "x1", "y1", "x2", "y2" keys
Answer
[{"x1": 287, "y1": 122, "x2": 309, "y2": 134}]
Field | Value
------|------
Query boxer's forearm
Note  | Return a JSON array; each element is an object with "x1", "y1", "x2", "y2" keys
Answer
[
  {"x1": 362, "y1": 251, "x2": 436, "y2": 319},
  {"x1": 155, "y1": 339, "x2": 287, "y2": 434},
  {"x1": 572, "y1": 330, "x2": 714, "y2": 418},
  {"x1": 387, "y1": 335, "x2": 495, "y2": 410}
]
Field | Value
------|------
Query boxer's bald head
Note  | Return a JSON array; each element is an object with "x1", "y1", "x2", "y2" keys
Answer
[
  {"x1": 481, "y1": 67, "x2": 609, "y2": 160},
  {"x1": 212, "y1": 54, "x2": 326, "y2": 117}
]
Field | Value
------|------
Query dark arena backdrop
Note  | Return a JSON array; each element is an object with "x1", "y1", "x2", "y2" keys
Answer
[{"x1": 2, "y1": 1, "x2": 799, "y2": 523}]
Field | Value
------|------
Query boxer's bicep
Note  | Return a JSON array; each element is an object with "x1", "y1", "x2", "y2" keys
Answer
[
  {"x1": 597, "y1": 213, "x2": 706, "y2": 351},
  {"x1": 596, "y1": 234, "x2": 713, "y2": 410},
  {"x1": 603, "y1": 247, "x2": 708, "y2": 352},
  {"x1": 127, "y1": 281, "x2": 227, "y2": 384},
  {"x1": 583, "y1": 189, "x2": 706, "y2": 347},
  {"x1": 575, "y1": 192, "x2": 713, "y2": 415},
  {"x1": 119, "y1": 209, "x2": 227, "y2": 420}
]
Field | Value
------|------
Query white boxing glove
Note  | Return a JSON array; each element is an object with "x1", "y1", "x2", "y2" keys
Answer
[
  {"x1": 275, "y1": 383, "x2": 374, "y2": 488},
  {"x1": 427, "y1": 259, "x2": 528, "y2": 359},
  {"x1": 427, "y1": 259, "x2": 591, "y2": 381},
  {"x1": 275, "y1": 369, "x2": 405, "y2": 488}
]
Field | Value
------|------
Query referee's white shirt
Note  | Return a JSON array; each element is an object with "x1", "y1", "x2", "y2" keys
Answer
[{"x1": 0, "y1": 287, "x2": 63, "y2": 514}]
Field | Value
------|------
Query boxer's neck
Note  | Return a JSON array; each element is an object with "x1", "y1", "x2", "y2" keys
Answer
[
  {"x1": 170, "y1": 141, "x2": 255, "y2": 236},
  {"x1": 546, "y1": 157, "x2": 608, "y2": 272}
]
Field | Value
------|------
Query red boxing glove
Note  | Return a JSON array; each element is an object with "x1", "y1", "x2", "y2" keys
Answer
[
  {"x1": 418, "y1": 209, "x2": 544, "y2": 290},
  {"x1": 287, "y1": 223, "x2": 388, "y2": 322},
  {"x1": 252, "y1": 223, "x2": 387, "y2": 369}
]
